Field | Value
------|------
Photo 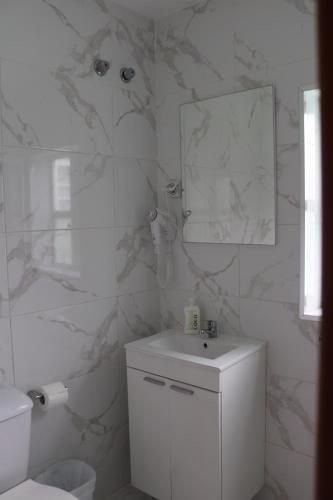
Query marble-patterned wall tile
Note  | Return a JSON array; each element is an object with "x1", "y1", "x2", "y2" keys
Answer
[
  {"x1": 155, "y1": 3, "x2": 319, "y2": 500},
  {"x1": 0, "y1": 59, "x2": 113, "y2": 154},
  {"x1": 12, "y1": 299, "x2": 118, "y2": 389},
  {"x1": 276, "y1": 144, "x2": 300, "y2": 225},
  {"x1": 233, "y1": 0, "x2": 317, "y2": 76},
  {"x1": 0, "y1": 234, "x2": 9, "y2": 317},
  {"x1": 114, "y1": 158, "x2": 157, "y2": 227},
  {"x1": 0, "y1": 318, "x2": 14, "y2": 387},
  {"x1": 0, "y1": 2, "x2": 157, "y2": 500},
  {"x1": 239, "y1": 298, "x2": 319, "y2": 383},
  {"x1": 7, "y1": 228, "x2": 117, "y2": 315},
  {"x1": 3, "y1": 148, "x2": 115, "y2": 231},
  {"x1": 266, "y1": 373, "x2": 317, "y2": 457},
  {"x1": 0, "y1": 0, "x2": 113, "y2": 71},
  {"x1": 0, "y1": 0, "x2": 155, "y2": 121},
  {"x1": 118, "y1": 290, "x2": 160, "y2": 348},
  {"x1": 255, "y1": 443, "x2": 315, "y2": 500},
  {"x1": 156, "y1": 0, "x2": 234, "y2": 98},
  {"x1": 112, "y1": 87, "x2": 157, "y2": 159},
  {"x1": 110, "y1": 12, "x2": 155, "y2": 98},
  {"x1": 160, "y1": 288, "x2": 240, "y2": 336},
  {"x1": 157, "y1": 79, "x2": 235, "y2": 163},
  {"x1": 118, "y1": 290, "x2": 161, "y2": 424},
  {"x1": 272, "y1": 59, "x2": 318, "y2": 147},
  {"x1": 28, "y1": 365, "x2": 122, "y2": 489},
  {"x1": 115, "y1": 226, "x2": 157, "y2": 294},
  {"x1": 240, "y1": 225, "x2": 299, "y2": 304},
  {"x1": 157, "y1": 89, "x2": 192, "y2": 163},
  {"x1": 169, "y1": 239, "x2": 239, "y2": 297},
  {"x1": 235, "y1": 59, "x2": 318, "y2": 147}
]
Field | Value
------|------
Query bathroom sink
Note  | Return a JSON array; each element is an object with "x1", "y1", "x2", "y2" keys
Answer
[
  {"x1": 125, "y1": 329, "x2": 264, "y2": 392},
  {"x1": 148, "y1": 334, "x2": 236, "y2": 360}
]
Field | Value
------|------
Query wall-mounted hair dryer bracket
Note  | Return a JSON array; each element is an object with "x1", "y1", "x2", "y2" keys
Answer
[{"x1": 163, "y1": 180, "x2": 182, "y2": 199}]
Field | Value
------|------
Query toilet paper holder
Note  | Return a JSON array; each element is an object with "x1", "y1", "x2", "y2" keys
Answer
[{"x1": 27, "y1": 385, "x2": 68, "y2": 405}]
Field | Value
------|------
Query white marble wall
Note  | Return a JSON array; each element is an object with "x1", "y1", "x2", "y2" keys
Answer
[
  {"x1": 156, "y1": 1, "x2": 319, "y2": 499},
  {"x1": 0, "y1": 1, "x2": 158, "y2": 500},
  {"x1": 0, "y1": 1, "x2": 320, "y2": 500}
]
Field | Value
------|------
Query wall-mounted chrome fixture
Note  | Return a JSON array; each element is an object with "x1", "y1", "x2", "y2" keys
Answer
[
  {"x1": 182, "y1": 210, "x2": 192, "y2": 224},
  {"x1": 120, "y1": 67, "x2": 136, "y2": 83},
  {"x1": 93, "y1": 59, "x2": 111, "y2": 76},
  {"x1": 163, "y1": 180, "x2": 182, "y2": 199}
]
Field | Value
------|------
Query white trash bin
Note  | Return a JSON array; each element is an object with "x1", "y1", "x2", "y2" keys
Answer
[{"x1": 36, "y1": 459, "x2": 96, "y2": 500}]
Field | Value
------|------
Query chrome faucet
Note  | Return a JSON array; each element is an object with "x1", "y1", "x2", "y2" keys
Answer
[{"x1": 200, "y1": 320, "x2": 218, "y2": 339}]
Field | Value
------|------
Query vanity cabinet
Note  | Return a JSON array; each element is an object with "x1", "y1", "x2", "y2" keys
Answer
[
  {"x1": 127, "y1": 369, "x2": 221, "y2": 500},
  {"x1": 126, "y1": 330, "x2": 265, "y2": 500}
]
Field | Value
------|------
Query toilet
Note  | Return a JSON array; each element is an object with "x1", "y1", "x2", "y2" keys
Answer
[{"x1": 0, "y1": 387, "x2": 75, "y2": 499}]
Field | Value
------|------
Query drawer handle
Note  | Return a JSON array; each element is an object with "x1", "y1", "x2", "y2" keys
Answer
[
  {"x1": 170, "y1": 384, "x2": 194, "y2": 396},
  {"x1": 143, "y1": 376, "x2": 166, "y2": 387}
]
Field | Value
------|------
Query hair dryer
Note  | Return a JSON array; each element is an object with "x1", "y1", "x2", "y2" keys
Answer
[{"x1": 148, "y1": 207, "x2": 174, "y2": 288}]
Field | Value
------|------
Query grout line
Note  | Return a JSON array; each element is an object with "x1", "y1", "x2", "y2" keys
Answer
[
  {"x1": 162, "y1": 286, "x2": 303, "y2": 307},
  {"x1": 0, "y1": 144, "x2": 159, "y2": 164},
  {"x1": 3, "y1": 224, "x2": 152, "y2": 234},
  {"x1": 6, "y1": 288, "x2": 159, "y2": 319},
  {"x1": 0, "y1": 222, "x2": 302, "y2": 235}
]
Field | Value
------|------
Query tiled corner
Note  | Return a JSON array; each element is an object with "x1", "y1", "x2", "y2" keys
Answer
[
  {"x1": 0, "y1": 233, "x2": 9, "y2": 317},
  {"x1": 115, "y1": 226, "x2": 157, "y2": 294},
  {"x1": 112, "y1": 87, "x2": 157, "y2": 159},
  {"x1": 156, "y1": 0, "x2": 234, "y2": 98},
  {"x1": 114, "y1": 158, "x2": 157, "y2": 227}
]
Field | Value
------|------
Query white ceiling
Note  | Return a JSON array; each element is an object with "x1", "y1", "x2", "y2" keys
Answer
[{"x1": 113, "y1": 0, "x2": 198, "y2": 20}]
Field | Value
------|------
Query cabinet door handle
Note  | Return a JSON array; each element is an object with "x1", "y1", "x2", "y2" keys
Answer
[
  {"x1": 170, "y1": 384, "x2": 194, "y2": 396},
  {"x1": 143, "y1": 376, "x2": 166, "y2": 387}
]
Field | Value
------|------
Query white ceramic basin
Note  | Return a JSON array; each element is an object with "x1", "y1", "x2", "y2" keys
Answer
[
  {"x1": 125, "y1": 329, "x2": 264, "y2": 392},
  {"x1": 148, "y1": 334, "x2": 236, "y2": 360}
]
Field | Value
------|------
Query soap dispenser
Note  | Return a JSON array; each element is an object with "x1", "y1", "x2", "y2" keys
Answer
[{"x1": 184, "y1": 297, "x2": 201, "y2": 335}]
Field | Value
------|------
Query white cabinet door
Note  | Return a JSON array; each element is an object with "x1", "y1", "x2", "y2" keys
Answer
[
  {"x1": 127, "y1": 368, "x2": 171, "y2": 500},
  {"x1": 169, "y1": 382, "x2": 222, "y2": 500}
]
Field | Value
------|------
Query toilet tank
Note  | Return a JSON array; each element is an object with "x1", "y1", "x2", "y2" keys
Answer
[{"x1": 0, "y1": 387, "x2": 33, "y2": 494}]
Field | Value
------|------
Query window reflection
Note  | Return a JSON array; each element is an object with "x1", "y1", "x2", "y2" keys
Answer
[
  {"x1": 52, "y1": 158, "x2": 73, "y2": 267},
  {"x1": 53, "y1": 158, "x2": 71, "y2": 213}
]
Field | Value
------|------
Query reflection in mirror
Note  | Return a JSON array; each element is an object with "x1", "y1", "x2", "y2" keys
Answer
[
  {"x1": 52, "y1": 158, "x2": 73, "y2": 266},
  {"x1": 181, "y1": 86, "x2": 276, "y2": 245}
]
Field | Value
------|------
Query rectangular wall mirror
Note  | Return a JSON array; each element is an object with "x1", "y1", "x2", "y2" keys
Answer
[{"x1": 181, "y1": 86, "x2": 276, "y2": 245}]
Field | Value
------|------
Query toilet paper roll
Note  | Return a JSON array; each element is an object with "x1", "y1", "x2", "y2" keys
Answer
[{"x1": 36, "y1": 382, "x2": 69, "y2": 412}]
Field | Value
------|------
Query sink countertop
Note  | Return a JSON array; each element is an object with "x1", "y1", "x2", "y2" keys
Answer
[{"x1": 125, "y1": 329, "x2": 265, "y2": 392}]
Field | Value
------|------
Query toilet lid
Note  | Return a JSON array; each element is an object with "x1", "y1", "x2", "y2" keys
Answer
[{"x1": 0, "y1": 480, "x2": 76, "y2": 499}]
